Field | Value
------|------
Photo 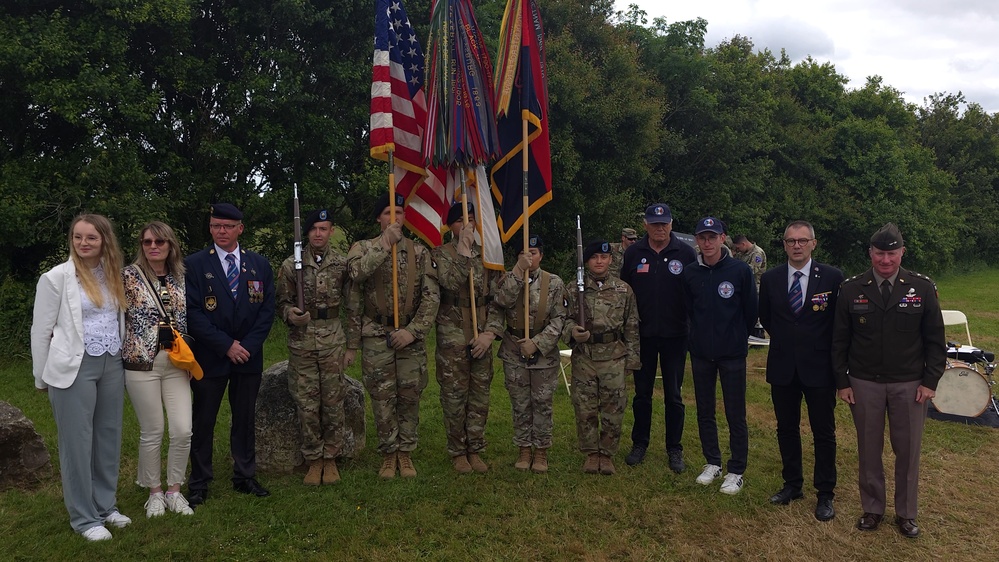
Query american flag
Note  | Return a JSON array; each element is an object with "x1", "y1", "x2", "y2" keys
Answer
[{"x1": 371, "y1": 0, "x2": 449, "y2": 247}]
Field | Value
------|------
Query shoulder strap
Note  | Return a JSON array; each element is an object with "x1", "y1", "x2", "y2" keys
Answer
[
  {"x1": 135, "y1": 267, "x2": 168, "y2": 318},
  {"x1": 534, "y1": 271, "x2": 550, "y2": 332}
]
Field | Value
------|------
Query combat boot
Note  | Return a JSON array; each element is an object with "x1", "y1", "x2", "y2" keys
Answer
[
  {"x1": 378, "y1": 452, "x2": 398, "y2": 479},
  {"x1": 398, "y1": 451, "x2": 417, "y2": 478},
  {"x1": 468, "y1": 453, "x2": 488, "y2": 473},
  {"x1": 303, "y1": 459, "x2": 323, "y2": 486},
  {"x1": 452, "y1": 455, "x2": 473, "y2": 474},
  {"x1": 583, "y1": 453, "x2": 601, "y2": 474},
  {"x1": 322, "y1": 458, "x2": 340, "y2": 484},
  {"x1": 531, "y1": 449, "x2": 549, "y2": 474},
  {"x1": 514, "y1": 447, "x2": 532, "y2": 470},
  {"x1": 599, "y1": 454, "x2": 616, "y2": 476}
]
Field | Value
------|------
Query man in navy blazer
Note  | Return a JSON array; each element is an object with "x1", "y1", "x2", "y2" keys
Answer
[
  {"x1": 185, "y1": 203, "x2": 275, "y2": 505},
  {"x1": 759, "y1": 220, "x2": 843, "y2": 521}
]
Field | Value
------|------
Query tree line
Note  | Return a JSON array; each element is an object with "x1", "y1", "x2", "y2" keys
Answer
[{"x1": 2, "y1": 0, "x2": 997, "y2": 355}]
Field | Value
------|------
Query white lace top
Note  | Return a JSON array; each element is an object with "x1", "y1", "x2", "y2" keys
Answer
[{"x1": 80, "y1": 265, "x2": 121, "y2": 356}]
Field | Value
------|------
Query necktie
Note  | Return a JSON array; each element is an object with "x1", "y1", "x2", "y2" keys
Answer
[
  {"x1": 226, "y1": 254, "x2": 239, "y2": 300},
  {"x1": 789, "y1": 271, "x2": 804, "y2": 315},
  {"x1": 881, "y1": 279, "x2": 892, "y2": 307}
]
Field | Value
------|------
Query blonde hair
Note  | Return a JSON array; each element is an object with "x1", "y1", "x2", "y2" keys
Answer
[
  {"x1": 133, "y1": 221, "x2": 186, "y2": 279},
  {"x1": 69, "y1": 214, "x2": 126, "y2": 310}
]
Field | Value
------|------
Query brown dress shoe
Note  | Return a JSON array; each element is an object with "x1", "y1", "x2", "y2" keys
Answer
[
  {"x1": 894, "y1": 516, "x2": 920, "y2": 538},
  {"x1": 322, "y1": 458, "x2": 340, "y2": 484},
  {"x1": 452, "y1": 455, "x2": 473, "y2": 474},
  {"x1": 856, "y1": 512, "x2": 883, "y2": 531},
  {"x1": 467, "y1": 453, "x2": 488, "y2": 473},
  {"x1": 378, "y1": 452, "x2": 398, "y2": 479},
  {"x1": 514, "y1": 447, "x2": 532, "y2": 471},
  {"x1": 583, "y1": 453, "x2": 600, "y2": 474}
]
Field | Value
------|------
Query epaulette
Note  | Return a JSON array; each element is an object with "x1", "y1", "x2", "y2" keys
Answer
[
  {"x1": 842, "y1": 272, "x2": 865, "y2": 285},
  {"x1": 905, "y1": 269, "x2": 934, "y2": 283}
]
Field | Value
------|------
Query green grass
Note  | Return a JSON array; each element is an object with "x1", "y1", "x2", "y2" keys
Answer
[{"x1": 2, "y1": 271, "x2": 998, "y2": 560}]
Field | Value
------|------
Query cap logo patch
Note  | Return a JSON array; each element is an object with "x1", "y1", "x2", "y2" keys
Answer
[
  {"x1": 319, "y1": 210, "x2": 328, "y2": 220},
  {"x1": 529, "y1": 236, "x2": 538, "y2": 247},
  {"x1": 704, "y1": 218, "x2": 715, "y2": 227},
  {"x1": 601, "y1": 242, "x2": 609, "y2": 252},
  {"x1": 655, "y1": 206, "x2": 664, "y2": 216}
]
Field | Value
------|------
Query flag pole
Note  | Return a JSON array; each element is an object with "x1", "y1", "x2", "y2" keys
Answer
[
  {"x1": 521, "y1": 65, "x2": 531, "y2": 342},
  {"x1": 460, "y1": 169, "x2": 479, "y2": 339},
  {"x1": 389, "y1": 151, "x2": 400, "y2": 329}
]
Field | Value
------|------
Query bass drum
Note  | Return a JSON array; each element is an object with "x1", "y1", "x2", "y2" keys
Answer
[{"x1": 932, "y1": 363, "x2": 991, "y2": 417}]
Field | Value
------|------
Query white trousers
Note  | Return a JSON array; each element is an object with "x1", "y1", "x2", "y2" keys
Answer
[{"x1": 125, "y1": 351, "x2": 192, "y2": 488}]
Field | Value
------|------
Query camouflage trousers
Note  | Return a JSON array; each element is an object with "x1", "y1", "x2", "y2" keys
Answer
[
  {"x1": 435, "y1": 339, "x2": 494, "y2": 457},
  {"x1": 570, "y1": 354, "x2": 627, "y2": 455},
  {"x1": 361, "y1": 336, "x2": 428, "y2": 454},
  {"x1": 502, "y1": 362, "x2": 557, "y2": 449},
  {"x1": 288, "y1": 344, "x2": 347, "y2": 461}
]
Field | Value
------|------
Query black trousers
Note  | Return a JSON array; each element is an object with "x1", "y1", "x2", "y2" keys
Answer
[
  {"x1": 631, "y1": 335, "x2": 687, "y2": 451},
  {"x1": 189, "y1": 371, "x2": 262, "y2": 489},
  {"x1": 771, "y1": 373, "x2": 837, "y2": 498}
]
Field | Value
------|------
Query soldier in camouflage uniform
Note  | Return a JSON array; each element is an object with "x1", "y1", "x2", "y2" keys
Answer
[
  {"x1": 347, "y1": 193, "x2": 440, "y2": 479},
  {"x1": 277, "y1": 208, "x2": 361, "y2": 485},
  {"x1": 733, "y1": 234, "x2": 767, "y2": 293},
  {"x1": 432, "y1": 202, "x2": 501, "y2": 474},
  {"x1": 609, "y1": 227, "x2": 638, "y2": 274},
  {"x1": 564, "y1": 240, "x2": 641, "y2": 476},
  {"x1": 488, "y1": 235, "x2": 567, "y2": 473}
]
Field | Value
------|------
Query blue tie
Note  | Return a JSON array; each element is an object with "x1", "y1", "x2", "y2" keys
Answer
[
  {"x1": 225, "y1": 254, "x2": 239, "y2": 300},
  {"x1": 789, "y1": 271, "x2": 803, "y2": 315}
]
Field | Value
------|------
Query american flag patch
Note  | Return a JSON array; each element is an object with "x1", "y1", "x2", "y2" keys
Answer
[{"x1": 637, "y1": 263, "x2": 650, "y2": 273}]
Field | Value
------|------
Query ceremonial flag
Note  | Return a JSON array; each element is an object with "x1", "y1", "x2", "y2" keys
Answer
[
  {"x1": 452, "y1": 166, "x2": 504, "y2": 271},
  {"x1": 490, "y1": 0, "x2": 552, "y2": 242},
  {"x1": 371, "y1": 0, "x2": 449, "y2": 247}
]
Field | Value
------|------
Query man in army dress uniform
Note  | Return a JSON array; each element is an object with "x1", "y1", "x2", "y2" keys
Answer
[
  {"x1": 277, "y1": 208, "x2": 361, "y2": 485},
  {"x1": 432, "y1": 202, "x2": 501, "y2": 473},
  {"x1": 347, "y1": 193, "x2": 440, "y2": 479},
  {"x1": 832, "y1": 223, "x2": 945, "y2": 538},
  {"x1": 489, "y1": 235, "x2": 567, "y2": 473},
  {"x1": 564, "y1": 240, "x2": 641, "y2": 476}
]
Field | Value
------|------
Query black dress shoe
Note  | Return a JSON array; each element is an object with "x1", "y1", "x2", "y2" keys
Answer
[
  {"x1": 233, "y1": 478, "x2": 271, "y2": 497},
  {"x1": 188, "y1": 488, "x2": 208, "y2": 507},
  {"x1": 856, "y1": 512, "x2": 883, "y2": 531},
  {"x1": 768, "y1": 487, "x2": 804, "y2": 505},
  {"x1": 624, "y1": 445, "x2": 647, "y2": 467},
  {"x1": 894, "y1": 516, "x2": 919, "y2": 538},
  {"x1": 814, "y1": 497, "x2": 835, "y2": 521}
]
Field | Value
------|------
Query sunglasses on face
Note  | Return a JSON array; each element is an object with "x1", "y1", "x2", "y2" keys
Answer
[{"x1": 142, "y1": 238, "x2": 167, "y2": 247}]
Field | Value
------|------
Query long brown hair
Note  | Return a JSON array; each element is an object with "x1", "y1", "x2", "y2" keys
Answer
[
  {"x1": 133, "y1": 221, "x2": 185, "y2": 280},
  {"x1": 69, "y1": 214, "x2": 126, "y2": 309}
]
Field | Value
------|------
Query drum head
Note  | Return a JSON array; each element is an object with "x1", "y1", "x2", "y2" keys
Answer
[{"x1": 932, "y1": 367, "x2": 991, "y2": 417}]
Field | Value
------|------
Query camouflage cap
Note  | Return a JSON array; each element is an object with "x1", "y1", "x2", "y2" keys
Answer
[
  {"x1": 870, "y1": 222, "x2": 904, "y2": 250},
  {"x1": 622, "y1": 227, "x2": 638, "y2": 239}
]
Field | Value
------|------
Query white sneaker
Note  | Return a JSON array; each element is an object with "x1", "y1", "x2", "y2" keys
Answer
[
  {"x1": 82, "y1": 525, "x2": 112, "y2": 541},
  {"x1": 164, "y1": 492, "x2": 195, "y2": 515},
  {"x1": 103, "y1": 510, "x2": 132, "y2": 528},
  {"x1": 695, "y1": 464, "x2": 723, "y2": 485},
  {"x1": 145, "y1": 492, "x2": 166, "y2": 518},
  {"x1": 720, "y1": 472, "x2": 744, "y2": 495}
]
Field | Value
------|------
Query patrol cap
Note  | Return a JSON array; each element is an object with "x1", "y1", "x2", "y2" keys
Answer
[
  {"x1": 622, "y1": 227, "x2": 638, "y2": 240},
  {"x1": 303, "y1": 208, "x2": 332, "y2": 233},
  {"x1": 374, "y1": 192, "x2": 406, "y2": 218},
  {"x1": 446, "y1": 201, "x2": 475, "y2": 226},
  {"x1": 694, "y1": 216, "x2": 725, "y2": 235},
  {"x1": 210, "y1": 203, "x2": 243, "y2": 221},
  {"x1": 583, "y1": 239, "x2": 612, "y2": 262},
  {"x1": 645, "y1": 203, "x2": 672, "y2": 224},
  {"x1": 870, "y1": 222, "x2": 904, "y2": 250}
]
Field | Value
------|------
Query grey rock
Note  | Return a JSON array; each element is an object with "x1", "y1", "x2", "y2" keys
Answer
[
  {"x1": 255, "y1": 361, "x2": 366, "y2": 473},
  {"x1": 0, "y1": 400, "x2": 52, "y2": 491}
]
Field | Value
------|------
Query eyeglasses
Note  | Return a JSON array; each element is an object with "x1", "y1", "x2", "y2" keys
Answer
[
  {"x1": 142, "y1": 238, "x2": 167, "y2": 247},
  {"x1": 210, "y1": 223, "x2": 240, "y2": 232},
  {"x1": 783, "y1": 238, "x2": 814, "y2": 247}
]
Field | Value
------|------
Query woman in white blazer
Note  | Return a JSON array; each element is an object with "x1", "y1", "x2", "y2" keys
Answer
[{"x1": 30, "y1": 214, "x2": 132, "y2": 541}]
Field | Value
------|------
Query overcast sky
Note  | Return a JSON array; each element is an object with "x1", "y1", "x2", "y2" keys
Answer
[{"x1": 615, "y1": 0, "x2": 999, "y2": 113}]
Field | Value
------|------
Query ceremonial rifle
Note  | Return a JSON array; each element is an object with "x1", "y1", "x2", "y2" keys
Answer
[
  {"x1": 576, "y1": 215, "x2": 586, "y2": 328},
  {"x1": 293, "y1": 185, "x2": 305, "y2": 310}
]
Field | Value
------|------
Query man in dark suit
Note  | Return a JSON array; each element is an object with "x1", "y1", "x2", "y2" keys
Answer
[
  {"x1": 832, "y1": 223, "x2": 945, "y2": 538},
  {"x1": 759, "y1": 220, "x2": 843, "y2": 521},
  {"x1": 185, "y1": 203, "x2": 275, "y2": 505}
]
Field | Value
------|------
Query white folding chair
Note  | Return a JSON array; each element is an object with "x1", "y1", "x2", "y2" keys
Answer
[
  {"x1": 941, "y1": 309, "x2": 973, "y2": 346},
  {"x1": 559, "y1": 349, "x2": 573, "y2": 395}
]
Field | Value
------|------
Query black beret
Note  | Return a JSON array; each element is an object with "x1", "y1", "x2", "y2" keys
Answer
[
  {"x1": 303, "y1": 208, "x2": 332, "y2": 233},
  {"x1": 374, "y1": 192, "x2": 406, "y2": 218},
  {"x1": 870, "y1": 222, "x2": 904, "y2": 250},
  {"x1": 583, "y1": 239, "x2": 612, "y2": 263},
  {"x1": 210, "y1": 203, "x2": 243, "y2": 221},
  {"x1": 446, "y1": 202, "x2": 475, "y2": 226}
]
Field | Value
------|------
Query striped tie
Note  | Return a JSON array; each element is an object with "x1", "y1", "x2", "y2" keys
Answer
[
  {"x1": 225, "y1": 253, "x2": 239, "y2": 300},
  {"x1": 789, "y1": 271, "x2": 803, "y2": 315}
]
